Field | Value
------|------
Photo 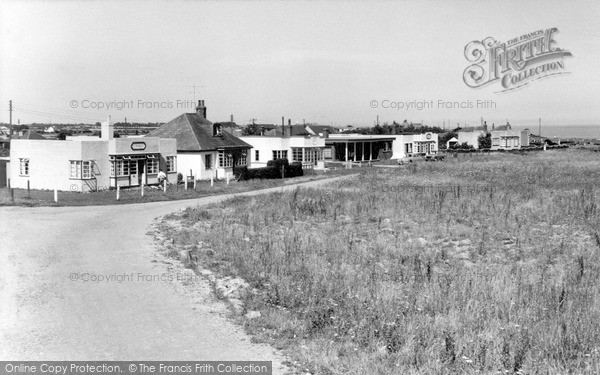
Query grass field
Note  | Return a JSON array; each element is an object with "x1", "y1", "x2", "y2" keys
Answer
[
  {"x1": 159, "y1": 149, "x2": 600, "y2": 374},
  {"x1": 0, "y1": 168, "x2": 356, "y2": 206}
]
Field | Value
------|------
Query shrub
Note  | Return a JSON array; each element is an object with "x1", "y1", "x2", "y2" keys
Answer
[
  {"x1": 233, "y1": 166, "x2": 249, "y2": 181},
  {"x1": 287, "y1": 162, "x2": 304, "y2": 178}
]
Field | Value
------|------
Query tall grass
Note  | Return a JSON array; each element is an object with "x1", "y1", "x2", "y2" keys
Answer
[{"x1": 172, "y1": 150, "x2": 600, "y2": 374}]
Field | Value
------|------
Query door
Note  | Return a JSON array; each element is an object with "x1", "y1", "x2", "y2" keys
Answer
[
  {"x1": 129, "y1": 160, "x2": 139, "y2": 186},
  {"x1": 137, "y1": 160, "x2": 145, "y2": 185}
]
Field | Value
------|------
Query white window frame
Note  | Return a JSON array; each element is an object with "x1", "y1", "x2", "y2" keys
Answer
[
  {"x1": 19, "y1": 158, "x2": 30, "y2": 176},
  {"x1": 236, "y1": 151, "x2": 247, "y2": 166},
  {"x1": 70, "y1": 160, "x2": 94, "y2": 179},
  {"x1": 218, "y1": 151, "x2": 233, "y2": 168},
  {"x1": 272, "y1": 150, "x2": 288, "y2": 160},
  {"x1": 255, "y1": 150, "x2": 259, "y2": 161},
  {"x1": 166, "y1": 156, "x2": 176, "y2": 173},
  {"x1": 147, "y1": 158, "x2": 159, "y2": 174}
]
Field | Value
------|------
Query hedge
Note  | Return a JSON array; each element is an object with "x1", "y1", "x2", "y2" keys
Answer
[{"x1": 234, "y1": 159, "x2": 304, "y2": 181}]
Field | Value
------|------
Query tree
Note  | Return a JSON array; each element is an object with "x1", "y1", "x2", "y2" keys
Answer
[
  {"x1": 57, "y1": 129, "x2": 72, "y2": 140},
  {"x1": 478, "y1": 133, "x2": 491, "y2": 149}
]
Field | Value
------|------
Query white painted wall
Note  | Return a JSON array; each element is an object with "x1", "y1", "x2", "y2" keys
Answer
[
  {"x1": 10, "y1": 139, "x2": 107, "y2": 192},
  {"x1": 239, "y1": 136, "x2": 325, "y2": 169},
  {"x1": 392, "y1": 133, "x2": 439, "y2": 159}
]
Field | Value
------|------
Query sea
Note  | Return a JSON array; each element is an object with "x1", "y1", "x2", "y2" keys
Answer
[{"x1": 512, "y1": 124, "x2": 600, "y2": 139}]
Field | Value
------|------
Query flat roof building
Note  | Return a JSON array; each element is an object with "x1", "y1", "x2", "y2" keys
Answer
[{"x1": 9, "y1": 120, "x2": 177, "y2": 192}]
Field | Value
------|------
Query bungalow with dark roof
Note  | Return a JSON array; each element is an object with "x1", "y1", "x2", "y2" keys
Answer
[{"x1": 148, "y1": 100, "x2": 252, "y2": 180}]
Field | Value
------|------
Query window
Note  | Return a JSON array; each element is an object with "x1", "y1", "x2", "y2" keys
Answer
[
  {"x1": 166, "y1": 156, "x2": 176, "y2": 172},
  {"x1": 218, "y1": 151, "x2": 233, "y2": 168},
  {"x1": 292, "y1": 148, "x2": 302, "y2": 162},
  {"x1": 70, "y1": 160, "x2": 93, "y2": 179},
  {"x1": 213, "y1": 124, "x2": 222, "y2": 136},
  {"x1": 82, "y1": 161, "x2": 92, "y2": 179},
  {"x1": 205, "y1": 154, "x2": 213, "y2": 170},
  {"x1": 255, "y1": 150, "x2": 259, "y2": 161},
  {"x1": 272, "y1": 150, "x2": 288, "y2": 160},
  {"x1": 147, "y1": 158, "x2": 159, "y2": 174},
  {"x1": 236, "y1": 151, "x2": 247, "y2": 166},
  {"x1": 19, "y1": 158, "x2": 29, "y2": 176}
]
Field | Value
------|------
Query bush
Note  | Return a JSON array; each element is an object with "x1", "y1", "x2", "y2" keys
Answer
[
  {"x1": 238, "y1": 159, "x2": 304, "y2": 180},
  {"x1": 287, "y1": 162, "x2": 304, "y2": 178},
  {"x1": 247, "y1": 166, "x2": 280, "y2": 179},
  {"x1": 233, "y1": 166, "x2": 249, "y2": 180}
]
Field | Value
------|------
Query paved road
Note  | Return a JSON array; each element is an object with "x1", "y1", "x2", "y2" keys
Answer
[{"x1": 0, "y1": 176, "x2": 351, "y2": 370}]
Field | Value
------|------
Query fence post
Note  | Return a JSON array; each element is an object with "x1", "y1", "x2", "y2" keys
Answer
[
  {"x1": 54, "y1": 188, "x2": 58, "y2": 203},
  {"x1": 185, "y1": 176, "x2": 188, "y2": 190},
  {"x1": 117, "y1": 185, "x2": 120, "y2": 200},
  {"x1": 226, "y1": 174, "x2": 230, "y2": 185},
  {"x1": 193, "y1": 174, "x2": 197, "y2": 189},
  {"x1": 163, "y1": 179, "x2": 167, "y2": 193},
  {"x1": 141, "y1": 182, "x2": 144, "y2": 197},
  {"x1": 211, "y1": 175, "x2": 214, "y2": 187},
  {"x1": 27, "y1": 180, "x2": 30, "y2": 198},
  {"x1": 10, "y1": 187, "x2": 14, "y2": 203}
]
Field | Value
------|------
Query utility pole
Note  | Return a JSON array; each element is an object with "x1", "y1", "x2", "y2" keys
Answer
[
  {"x1": 9, "y1": 100, "x2": 12, "y2": 141},
  {"x1": 230, "y1": 114, "x2": 234, "y2": 134},
  {"x1": 539, "y1": 117, "x2": 542, "y2": 138}
]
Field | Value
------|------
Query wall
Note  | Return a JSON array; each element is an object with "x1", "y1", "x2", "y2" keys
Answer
[
  {"x1": 10, "y1": 139, "x2": 88, "y2": 191},
  {"x1": 240, "y1": 136, "x2": 325, "y2": 169},
  {"x1": 392, "y1": 133, "x2": 439, "y2": 159},
  {"x1": 177, "y1": 151, "x2": 219, "y2": 180},
  {"x1": 159, "y1": 138, "x2": 178, "y2": 184}
]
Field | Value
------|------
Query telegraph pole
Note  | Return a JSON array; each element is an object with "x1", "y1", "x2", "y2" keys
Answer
[{"x1": 9, "y1": 100, "x2": 13, "y2": 141}]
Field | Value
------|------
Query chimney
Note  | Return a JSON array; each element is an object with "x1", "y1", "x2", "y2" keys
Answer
[
  {"x1": 196, "y1": 100, "x2": 207, "y2": 118},
  {"x1": 101, "y1": 115, "x2": 114, "y2": 140},
  {"x1": 288, "y1": 119, "x2": 292, "y2": 137},
  {"x1": 483, "y1": 121, "x2": 488, "y2": 133}
]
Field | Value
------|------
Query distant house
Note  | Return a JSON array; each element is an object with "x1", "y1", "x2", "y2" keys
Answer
[
  {"x1": 240, "y1": 123, "x2": 326, "y2": 170},
  {"x1": 148, "y1": 100, "x2": 252, "y2": 180},
  {"x1": 491, "y1": 128, "x2": 530, "y2": 150},
  {"x1": 12, "y1": 130, "x2": 47, "y2": 140},
  {"x1": 457, "y1": 123, "x2": 487, "y2": 149},
  {"x1": 446, "y1": 137, "x2": 459, "y2": 149}
]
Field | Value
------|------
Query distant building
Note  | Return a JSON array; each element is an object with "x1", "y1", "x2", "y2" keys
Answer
[
  {"x1": 491, "y1": 128, "x2": 530, "y2": 150},
  {"x1": 9, "y1": 120, "x2": 177, "y2": 192},
  {"x1": 392, "y1": 132, "x2": 439, "y2": 158},
  {"x1": 446, "y1": 137, "x2": 459, "y2": 149},
  {"x1": 457, "y1": 124, "x2": 487, "y2": 149},
  {"x1": 325, "y1": 134, "x2": 395, "y2": 162},
  {"x1": 240, "y1": 120, "x2": 326, "y2": 169},
  {"x1": 148, "y1": 100, "x2": 252, "y2": 180}
]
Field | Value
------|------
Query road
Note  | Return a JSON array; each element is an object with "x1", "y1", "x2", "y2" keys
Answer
[{"x1": 0, "y1": 176, "x2": 351, "y2": 371}]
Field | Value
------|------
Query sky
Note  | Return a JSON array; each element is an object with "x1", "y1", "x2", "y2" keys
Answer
[{"x1": 1, "y1": 0, "x2": 599, "y2": 128}]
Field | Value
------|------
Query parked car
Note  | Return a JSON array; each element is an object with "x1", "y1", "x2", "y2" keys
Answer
[
  {"x1": 425, "y1": 154, "x2": 445, "y2": 162},
  {"x1": 397, "y1": 153, "x2": 426, "y2": 165}
]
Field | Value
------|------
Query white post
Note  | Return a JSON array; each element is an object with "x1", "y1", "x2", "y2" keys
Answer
[
  {"x1": 117, "y1": 185, "x2": 120, "y2": 200},
  {"x1": 163, "y1": 179, "x2": 167, "y2": 192},
  {"x1": 210, "y1": 174, "x2": 214, "y2": 187},
  {"x1": 193, "y1": 174, "x2": 197, "y2": 189},
  {"x1": 141, "y1": 164, "x2": 146, "y2": 197},
  {"x1": 54, "y1": 188, "x2": 58, "y2": 203},
  {"x1": 226, "y1": 174, "x2": 230, "y2": 185},
  {"x1": 185, "y1": 176, "x2": 188, "y2": 190}
]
